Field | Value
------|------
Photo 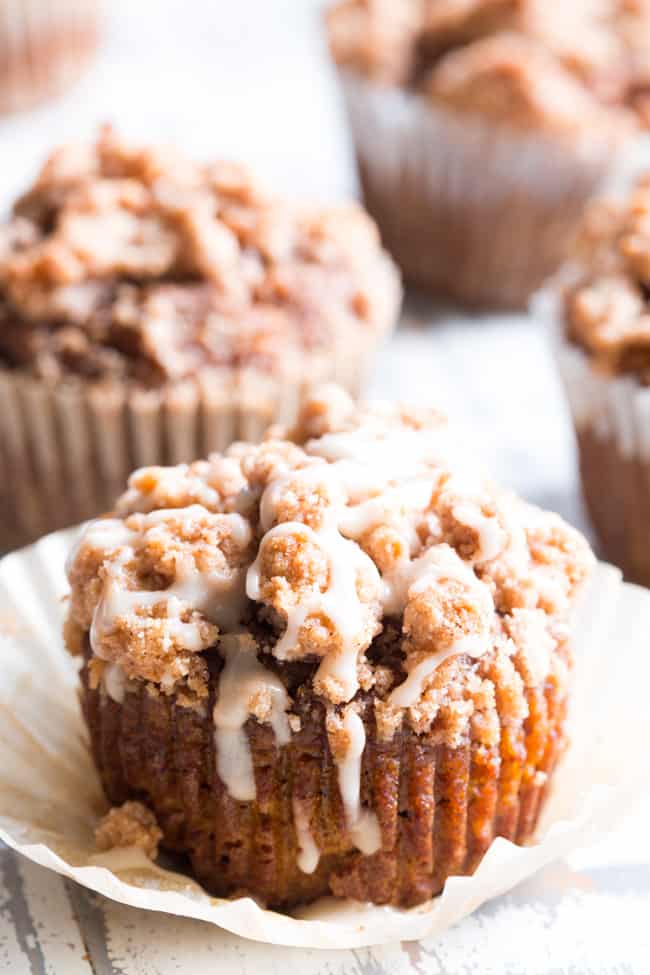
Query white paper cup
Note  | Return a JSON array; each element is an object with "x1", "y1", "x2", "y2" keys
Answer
[
  {"x1": 0, "y1": 528, "x2": 649, "y2": 948},
  {"x1": 339, "y1": 72, "x2": 628, "y2": 309},
  {"x1": 0, "y1": 0, "x2": 101, "y2": 114},
  {"x1": 0, "y1": 334, "x2": 381, "y2": 551}
]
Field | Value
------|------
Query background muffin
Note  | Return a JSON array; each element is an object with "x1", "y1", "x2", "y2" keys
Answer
[
  {"x1": 0, "y1": 0, "x2": 101, "y2": 114},
  {"x1": 551, "y1": 176, "x2": 650, "y2": 586},
  {"x1": 326, "y1": 0, "x2": 635, "y2": 308},
  {"x1": 66, "y1": 385, "x2": 593, "y2": 910},
  {"x1": 0, "y1": 128, "x2": 401, "y2": 550}
]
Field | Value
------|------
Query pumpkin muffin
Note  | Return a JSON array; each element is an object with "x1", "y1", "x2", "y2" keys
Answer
[
  {"x1": 325, "y1": 0, "x2": 635, "y2": 308},
  {"x1": 0, "y1": 128, "x2": 401, "y2": 550},
  {"x1": 65, "y1": 385, "x2": 594, "y2": 910},
  {"x1": 551, "y1": 175, "x2": 650, "y2": 586}
]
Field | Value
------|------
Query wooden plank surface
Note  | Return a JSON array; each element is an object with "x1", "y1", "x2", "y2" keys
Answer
[{"x1": 2, "y1": 846, "x2": 650, "y2": 974}]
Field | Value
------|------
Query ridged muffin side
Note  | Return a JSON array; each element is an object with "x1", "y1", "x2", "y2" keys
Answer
[{"x1": 80, "y1": 628, "x2": 570, "y2": 909}]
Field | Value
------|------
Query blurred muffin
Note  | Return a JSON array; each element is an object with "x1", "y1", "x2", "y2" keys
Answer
[
  {"x1": 326, "y1": 0, "x2": 635, "y2": 308},
  {"x1": 66, "y1": 385, "x2": 594, "y2": 910},
  {"x1": 0, "y1": 0, "x2": 101, "y2": 114},
  {"x1": 615, "y1": 0, "x2": 650, "y2": 128},
  {"x1": 0, "y1": 128, "x2": 401, "y2": 550},
  {"x1": 551, "y1": 176, "x2": 650, "y2": 586}
]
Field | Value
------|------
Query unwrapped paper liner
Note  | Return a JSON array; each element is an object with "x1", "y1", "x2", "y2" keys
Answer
[
  {"x1": 0, "y1": 528, "x2": 649, "y2": 949},
  {"x1": 339, "y1": 71, "x2": 627, "y2": 308}
]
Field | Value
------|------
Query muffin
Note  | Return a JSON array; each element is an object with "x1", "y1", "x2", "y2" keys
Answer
[
  {"x1": 616, "y1": 0, "x2": 650, "y2": 128},
  {"x1": 326, "y1": 0, "x2": 634, "y2": 308},
  {"x1": 0, "y1": 128, "x2": 401, "y2": 550},
  {"x1": 65, "y1": 385, "x2": 594, "y2": 910},
  {"x1": 0, "y1": 0, "x2": 101, "y2": 114},
  {"x1": 551, "y1": 176, "x2": 650, "y2": 586}
]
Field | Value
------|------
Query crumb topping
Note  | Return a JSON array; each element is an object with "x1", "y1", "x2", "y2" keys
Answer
[
  {"x1": 564, "y1": 177, "x2": 650, "y2": 383},
  {"x1": 66, "y1": 385, "x2": 594, "y2": 737},
  {"x1": 422, "y1": 33, "x2": 620, "y2": 133},
  {"x1": 0, "y1": 127, "x2": 401, "y2": 385},
  {"x1": 326, "y1": 0, "x2": 644, "y2": 130},
  {"x1": 95, "y1": 800, "x2": 162, "y2": 859}
]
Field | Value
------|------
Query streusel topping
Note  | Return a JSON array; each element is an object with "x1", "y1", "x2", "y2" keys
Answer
[
  {"x1": 0, "y1": 127, "x2": 400, "y2": 385},
  {"x1": 564, "y1": 176, "x2": 650, "y2": 383},
  {"x1": 327, "y1": 0, "x2": 644, "y2": 129},
  {"x1": 67, "y1": 384, "x2": 593, "y2": 714},
  {"x1": 95, "y1": 801, "x2": 162, "y2": 860},
  {"x1": 422, "y1": 33, "x2": 617, "y2": 134}
]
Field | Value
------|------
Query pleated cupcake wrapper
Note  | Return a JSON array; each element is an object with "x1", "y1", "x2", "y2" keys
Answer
[
  {"x1": 0, "y1": 346, "x2": 369, "y2": 551},
  {"x1": 0, "y1": 0, "x2": 100, "y2": 114},
  {"x1": 339, "y1": 72, "x2": 626, "y2": 308},
  {"x1": 542, "y1": 288, "x2": 650, "y2": 580},
  {"x1": 0, "y1": 529, "x2": 649, "y2": 949}
]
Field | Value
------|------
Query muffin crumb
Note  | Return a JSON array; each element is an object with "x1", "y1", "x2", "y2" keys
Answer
[{"x1": 95, "y1": 801, "x2": 162, "y2": 860}]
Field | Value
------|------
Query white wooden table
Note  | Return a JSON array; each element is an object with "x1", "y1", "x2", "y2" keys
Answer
[
  {"x1": 1, "y1": 1, "x2": 649, "y2": 970},
  {"x1": 2, "y1": 846, "x2": 650, "y2": 973}
]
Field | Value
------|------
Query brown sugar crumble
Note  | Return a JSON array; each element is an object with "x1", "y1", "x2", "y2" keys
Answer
[
  {"x1": 0, "y1": 127, "x2": 400, "y2": 387},
  {"x1": 326, "y1": 0, "x2": 648, "y2": 130},
  {"x1": 564, "y1": 176, "x2": 650, "y2": 384},
  {"x1": 95, "y1": 801, "x2": 162, "y2": 860}
]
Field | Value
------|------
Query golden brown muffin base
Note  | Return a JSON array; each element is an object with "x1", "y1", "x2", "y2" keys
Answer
[
  {"x1": 79, "y1": 639, "x2": 571, "y2": 910},
  {"x1": 577, "y1": 426, "x2": 650, "y2": 587}
]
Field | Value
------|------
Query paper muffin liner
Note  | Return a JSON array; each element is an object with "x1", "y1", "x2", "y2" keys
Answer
[
  {"x1": 0, "y1": 343, "x2": 374, "y2": 551},
  {"x1": 0, "y1": 528, "x2": 649, "y2": 949},
  {"x1": 542, "y1": 289, "x2": 650, "y2": 585},
  {"x1": 0, "y1": 0, "x2": 101, "y2": 114},
  {"x1": 339, "y1": 72, "x2": 627, "y2": 309}
]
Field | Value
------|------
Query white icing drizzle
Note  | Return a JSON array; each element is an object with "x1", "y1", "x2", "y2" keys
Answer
[
  {"x1": 388, "y1": 545, "x2": 494, "y2": 708},
  {"x1": 338, "y1": 478, "x2": 433, "y2": 543},
  {"x1": 213, "y1": 633, "x2": 291, "y2": 802},
  {"x1": 79, "y1": 506, "x2": 252, "y2": 659},
  {"x1": 307, "y1": 425, "x2": 453, "y2": 481},
  {"x1": 103, "y1": 662, "x2": 128, "y2": 704},
  {"x1": 247, "y1": 519, "x2": 380, "y2": 702},
  {"x1": 451, "y1": 500, "x2": 507, "y2": 564},
  {"x1": 117, "y1": 464, "x2": 222, "y2": 515},
  {"x1": 292, "y1": 798, "x2": 320, "y2": 874},
  {"x1": 334, "y1": 708, "x2": 381, "y2": 856}
]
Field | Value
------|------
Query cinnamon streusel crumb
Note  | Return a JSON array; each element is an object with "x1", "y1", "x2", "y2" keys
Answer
[
  {"x1": 0, "y1": 127, "x2": 401, "y2": 386},
  {"x1": 95, "y1": 801, "x2": 162, "y2": 860}
]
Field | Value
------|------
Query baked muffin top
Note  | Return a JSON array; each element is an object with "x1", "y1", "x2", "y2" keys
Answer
[
  {"x1": 564, "y1": 176, "x2": 650, "y2": 384},
  {"x1": 0, "y1": 128, "x2": 400, "y2": 386},
  {"x1": 326, "y1": 0, "x2": 646, "y2": 130},
  {"x1": 66, "y1": 385, "x2": 593, "y2": 747}
]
